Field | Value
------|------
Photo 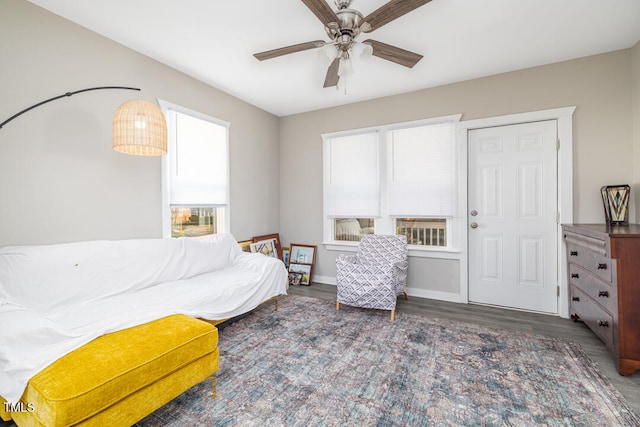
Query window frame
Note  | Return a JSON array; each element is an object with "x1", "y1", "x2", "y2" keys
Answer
[
  {"x1": 159, "y1": 99, "x2": 231, "y2": 239},
  {"x1": 322, "y1": 114, "x2": 462, "y2": 259}
]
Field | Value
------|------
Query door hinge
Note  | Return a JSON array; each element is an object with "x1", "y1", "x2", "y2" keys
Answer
[
  {"x1": 556, "y1": 138, "x2": 560, "y2": 150},
  {"x1": 557, "y1": 286, "x2": 560, "y2": 297}
]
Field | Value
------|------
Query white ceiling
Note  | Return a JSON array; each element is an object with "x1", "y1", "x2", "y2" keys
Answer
[{"x1": 27, "y1": 0, "x2": 640, "y2": 117}]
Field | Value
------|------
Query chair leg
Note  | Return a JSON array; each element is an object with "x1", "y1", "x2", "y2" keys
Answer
[
  {"x1": 211, "y1": 375, "x2": 217, "y2": 398},
  {"x1": 336, "y1": 301, "x2": 340, "y2": 311},
  {"x1": 391, "y1": 309, "x2": 395, "y2": 322},
  {"x1": 403, "y1": 291, "x2": 409, "y2": 300}
]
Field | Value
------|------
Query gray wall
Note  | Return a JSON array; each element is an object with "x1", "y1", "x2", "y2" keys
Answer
[
  {"x1": 279, "y1": 49, "x2": 636, "y2": 297},
  {"x1": 0, "y1": 0, "x2": 281, "y2": 246},
  {"x1": 2, "y1": 0, "x2": 638, "y2": 301}
]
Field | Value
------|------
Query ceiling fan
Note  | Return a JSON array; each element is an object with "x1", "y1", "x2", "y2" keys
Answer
[{"x1": 253, "y1": 0, "x2": 432, "y2": 88}]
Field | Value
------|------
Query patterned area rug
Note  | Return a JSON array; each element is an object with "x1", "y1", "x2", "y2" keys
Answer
[{"x1": 137, "y1": 295, "x2": 640, "y2": 427}]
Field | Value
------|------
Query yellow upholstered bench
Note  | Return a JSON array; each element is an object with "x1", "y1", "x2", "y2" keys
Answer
[{"x1": 1, "y1": 314, "x2": 218, "y2": 427}]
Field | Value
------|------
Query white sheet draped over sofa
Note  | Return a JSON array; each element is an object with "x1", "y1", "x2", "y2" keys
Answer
[{"x1": 0, "y1": 233, "x2": 288, "y2": 403}]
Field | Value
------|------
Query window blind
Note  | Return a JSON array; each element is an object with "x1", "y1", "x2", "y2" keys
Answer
[
  {"x1": 169, "y1": 111, "x2": 227, "y2": 206},
  {"x1": 388, "y1": 122, "x2": 455, "y2": 218},
  {"x1": 326, "y1": 132, "x2": 379, "y2": 218}
]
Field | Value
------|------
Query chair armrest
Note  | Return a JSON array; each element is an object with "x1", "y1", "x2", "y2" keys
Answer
[
  {"x1": 352, "y1": 258, "x2": 408, "y2": 292},
  {"x1": 393, "y1": 260, "x2": 408, "y2": 288}
]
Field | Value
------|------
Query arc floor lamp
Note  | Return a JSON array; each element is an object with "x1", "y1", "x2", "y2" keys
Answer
[{"x1": 0, "y1": 86, "x2": 167, "y2": 156}]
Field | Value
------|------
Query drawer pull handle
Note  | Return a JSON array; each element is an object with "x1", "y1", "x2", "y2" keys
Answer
[
  {"x1": 571, "y1": 273, "x2": 579, "y2": 279},
  {"x1": 570, "y1": 251, "x2": 578, "y2": 256},
  {"x1": 598, "y1": 291, "x2": 609, "y2": 298},
  {"x1": 597, "y1": 263, "x2": 607, "y2": 270},
  {"x1": 598, "y1": 320, "x2": 609, "y2": 328},
  {"x1": 572, "y1": 296, "x2": 580, "y2": 302}
]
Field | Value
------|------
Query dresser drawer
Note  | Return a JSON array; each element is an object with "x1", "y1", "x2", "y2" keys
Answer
[
  {"x1": 568, "y1": 263, "x2": 616, "y2": 313},
  {"x1": 570, "y1": 285, "x2": 614, "y2": 350},
  {"x1": 566, "y1": 243, "x2": 613, "y2": 283}
]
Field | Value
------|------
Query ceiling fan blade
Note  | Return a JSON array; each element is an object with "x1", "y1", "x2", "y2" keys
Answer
[
  {"x1": 323, "y1": 57, "x2": 340, "y2": 88},
  {"x1": 363, "y1": 39, "x2": 423, "y2": 68},
  {"x1": 302, "y1": 0, "x2": 339, "y2": 27},
  {"x1": 254, "y1": 40, "x2": 326, "y2": 61},
  {"x1": 361, "y1": 0, "x2": 432, "y2": 33}
]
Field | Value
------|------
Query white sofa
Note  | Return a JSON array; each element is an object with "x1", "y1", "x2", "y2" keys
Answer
[{"x1": 0, "y1": 232, "x2": 288, "y2": 405}]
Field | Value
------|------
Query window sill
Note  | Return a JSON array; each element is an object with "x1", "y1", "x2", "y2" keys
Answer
[{"x1": 323, "y1": 242, "x2": 461, "y2": 260}]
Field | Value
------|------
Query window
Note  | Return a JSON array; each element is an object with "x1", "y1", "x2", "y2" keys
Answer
[
  {"x1": 334, "y1": 218, "x2": 375, "y2": 241},
  {"x1": 160, "y1": 101, "x2": 229, "y2": 238},
  {"x1": 171, "y1": 207, "x2": 218, "y2": 238},
  {"x1": 323, "y1": 115, "x2": 460, "y2": 252},
  {"x1": 396, "y1": 218, "x2": 447, "y2": 246},
  {"x1": 325, "y1": 131, "x2": 379, "y2": 242}
]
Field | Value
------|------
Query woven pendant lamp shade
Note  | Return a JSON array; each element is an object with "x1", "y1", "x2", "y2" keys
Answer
[{"x1": 112, "y1": 99, "x2": 167, "y2": 156}]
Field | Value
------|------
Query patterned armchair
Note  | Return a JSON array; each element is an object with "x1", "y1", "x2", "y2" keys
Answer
[{"x1": 335, "y1": 234, "x2": 408, "y2": 321}]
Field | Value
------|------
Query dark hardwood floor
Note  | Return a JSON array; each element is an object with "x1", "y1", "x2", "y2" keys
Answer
[
  {"x1": 288, "y1": 282, "x2": 640, "y2": 414},
  {"x1": 2, "y1": 284, "x2": 637, "y2": 427}
]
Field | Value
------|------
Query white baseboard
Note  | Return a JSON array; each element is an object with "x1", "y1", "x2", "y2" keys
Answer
[
  {"x1": 405, "y1": 287, "x2": 465, "y2": 303},
  {"x1": 312, "y1": 275, "x2": 464, "y2": 304},
  {"x1": 313, "y1": 275, "x2": 336, "y2": 286}
]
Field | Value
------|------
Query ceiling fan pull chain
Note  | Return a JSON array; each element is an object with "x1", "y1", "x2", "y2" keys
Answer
[{"x1": 337, "y1": 75, "x2": 347, "y2": 95}]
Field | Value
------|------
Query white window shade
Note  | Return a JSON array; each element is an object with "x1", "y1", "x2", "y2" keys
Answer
[
  {"x1": 389, "y1": 123, "x2": 454, "y2": 218},
  {"x1": 326, "y1": 132, "x2": 379, "y2": 218},
  {"x1": 170, "y1": 112, "x2": 227, "y2": 206}
]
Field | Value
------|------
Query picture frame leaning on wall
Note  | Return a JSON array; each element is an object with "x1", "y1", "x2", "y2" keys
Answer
[
  {"x1": 288, "y1": 244, "x2": 317, "y2": 286},
  {"x1": 288, "y1": 263, "x2": 312, "y2": 286},
  {"x1": 250, "y1": 239, "x2": 278, "y2": 258},
  {"x1": 252, "y1": 233, "x2": 283, "y2": 260},
  {"x1": 237, "y1": 239, "x2": 253, "y2": 253},
  {"x1": 289, "y1": 244, "x2": 316, "y2": 265}
]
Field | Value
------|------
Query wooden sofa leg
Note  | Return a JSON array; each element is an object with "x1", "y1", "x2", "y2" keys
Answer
[
  {"x1": 336, "y1": 301, "x2": 340, "y2": 311},
  {"x1": 275, "y1": 297, "x2": 278, "y2": 312},
  {"x1": 391, "y1": 310, "x2": 395, "y2": 322},
  {"x1": 211, "y1": 375, "x2": 217, "y2": 398}
]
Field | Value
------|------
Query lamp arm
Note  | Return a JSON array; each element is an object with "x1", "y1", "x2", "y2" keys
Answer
[{"x1": 0, "y1": 86, "x2": 141, "y2": 129}]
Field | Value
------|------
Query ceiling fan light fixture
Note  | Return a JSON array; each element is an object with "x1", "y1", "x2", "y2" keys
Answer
[
  {"x1": 352, "y1": 41, "x2": 373, "y2": 60},
  {"x1": 338, "y1": 56, "x2": 353, "y2": 77},
  {"x1": 318, "y1": 43, "x2": 339, "y2": 66}
]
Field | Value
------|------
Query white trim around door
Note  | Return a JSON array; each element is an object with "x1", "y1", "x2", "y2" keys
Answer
[{"x1": 456, "y1": 107, "x2": 576, "y2": 318}]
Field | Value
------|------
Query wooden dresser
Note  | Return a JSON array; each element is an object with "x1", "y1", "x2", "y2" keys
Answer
[{"x1": 562, "y1": 224, "x2": 640, "y2": 375}]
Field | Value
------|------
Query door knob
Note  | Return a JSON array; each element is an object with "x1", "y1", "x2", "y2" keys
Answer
[
  {"x1": 470, "y1": 222, "x2": 478, "y2": 229},
  {"x1": 470, "y1": 210, "x2": 478, "y2": 216}
]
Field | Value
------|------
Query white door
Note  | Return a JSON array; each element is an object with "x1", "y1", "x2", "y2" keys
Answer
[{"x1": 468, "y1": 120, "x2": 558, "y2": 313}]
